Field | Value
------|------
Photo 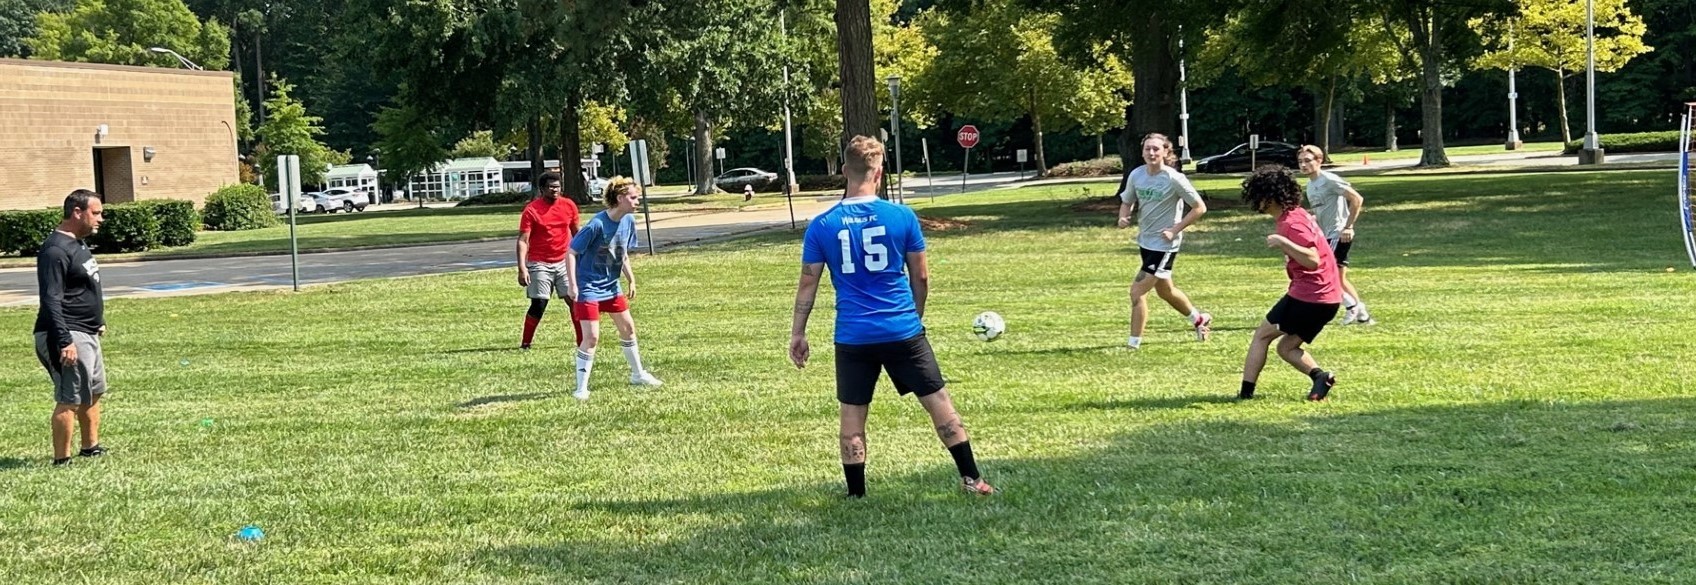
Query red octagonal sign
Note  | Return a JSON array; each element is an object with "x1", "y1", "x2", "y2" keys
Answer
[{"x1": 956, "y1": 125, "x2": 981, "y2": 149}]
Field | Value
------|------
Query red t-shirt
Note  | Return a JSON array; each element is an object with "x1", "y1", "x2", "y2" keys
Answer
[
  {"x1": 519, "y1": 196, "x2": 580, "y2": 263},
  {"x1": 1278, "y1": 207, "x2": 1343, "y2": 304}
]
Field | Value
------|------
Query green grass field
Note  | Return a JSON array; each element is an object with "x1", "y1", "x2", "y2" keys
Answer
[
  {"x1": 2, "y1": 170, "x2": 1694, "y2": 583},
  {"x1": 1331, "y1": 141, "x2": 1566, "y2": 162}
]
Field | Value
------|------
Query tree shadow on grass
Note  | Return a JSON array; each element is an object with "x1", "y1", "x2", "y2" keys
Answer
[
  {"x1": 472, "y1": 397, "x2": 1696, "y2": 583},
  {"x1": 0, "y1": 457, "x2": 29, "y2": 471}
]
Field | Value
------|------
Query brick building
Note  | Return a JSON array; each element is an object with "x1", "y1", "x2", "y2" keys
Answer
[{"x1": 0, "y1": 58, "x2": 240, "y2": 211}]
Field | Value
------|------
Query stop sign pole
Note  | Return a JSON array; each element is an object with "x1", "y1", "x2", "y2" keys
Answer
[{"x1": 957, "y1": 125, "x2": 980, "y2": 194}]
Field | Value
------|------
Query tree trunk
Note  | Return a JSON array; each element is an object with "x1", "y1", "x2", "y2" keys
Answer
[
  {"x1": 836, "y1": 0, "x2": 880, "y2": 146},
  {"x1": 1097, "y1": 134, "x2": 1105, "y2": 160},
  {"x1": 1031, "y1": 88, "x2": 1047, "y2": 177},
  {"x1": 1385, "y1": 98, "x2": 1398, "y2": 152},
  {"x1": 1320, "y1": 76, "x2": 1338, "y2": 157},
  {"x1": 1414, "y1": 13, "x2": 1450, "y2": 167},
  {"x1": 1555, "y1": 69, "x2": 1572, "y2": 145},
  {"x1": 693, "y1": 110, "x2": 720, "y2": 195},
  {"x1": 254, "y1": 29, "x2": 265, "y2": 123},
  {"x1": 528, "y1": 117, "x2": 543, "y2": 193},
  {"x1": 1124, "y1": 12, "x2": 1179, "y2": 170},
  {"x1": 559, "y1": 92, "x2": 587, "y2": 203},
  {"x1": 826, "y1": 155, "x2": 838, "y2": 176}
]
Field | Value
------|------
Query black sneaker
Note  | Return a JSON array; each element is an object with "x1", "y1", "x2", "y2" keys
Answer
[
  {"x1": 1307, "y1": 371, "x2": 1335, "y2": 401},
  {"x1": 53, "y1": 457, "x2": 72, "y2": 466},
  {"x1": 78, "y1": 445, "x2": 105, "y2": 457},
  {"x1": 1237, "y1": 388, "x2": 1256, "y2": 400}
]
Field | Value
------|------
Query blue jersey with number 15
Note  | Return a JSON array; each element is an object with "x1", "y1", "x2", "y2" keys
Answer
[{"x1": 802, "y1": 196, "x2": 926, "y2": 345}]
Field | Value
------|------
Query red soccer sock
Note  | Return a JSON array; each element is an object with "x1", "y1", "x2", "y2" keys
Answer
[{"x1": 522, "y1": 315, "x2": 542, "y2": 347}]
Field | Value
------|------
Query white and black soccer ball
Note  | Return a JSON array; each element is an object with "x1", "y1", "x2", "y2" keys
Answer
[{"x1": 972, "y1": 311, "x2": 1005, "y2": 342}]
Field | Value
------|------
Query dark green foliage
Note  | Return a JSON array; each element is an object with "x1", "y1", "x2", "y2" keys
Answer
[
  {"x1": 203, "y1": 184, "x2": 280, "y2": 231},
  {"x1": 87, "y1": 204, "x2": 162, "y2": 253},
  {"x1": 457, "y1": 190, "x2": 535, "y2": 207},
  {"x1": 1561, "y1": 131, "x2": 1686, "y2": 154},
  {"x1": 0, "y1": 207, "x2": 60, "y2": 256}
]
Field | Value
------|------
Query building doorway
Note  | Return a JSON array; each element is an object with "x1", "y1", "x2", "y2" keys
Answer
[{"x1": 92, "y1": 147, "x2": 135, "y2": 203}]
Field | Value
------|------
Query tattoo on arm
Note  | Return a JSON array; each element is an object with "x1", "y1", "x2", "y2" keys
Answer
[{"x1": 794, "y1": 298, "x2": 814, "y2": 315}]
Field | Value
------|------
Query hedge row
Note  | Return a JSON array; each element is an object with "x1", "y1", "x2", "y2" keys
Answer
[
  {"x1": 0, "y1": 199, "x2": 199, "y2": 256},
  {"x1": 1046, "y1": 157, "x2": 1126, "y2": 178},
  {"x1": 1561, "y1": 131, "x2": 1686, "y2": 155},
  {"x1": 458, "y1": 189, "x2": 535, "y2": 207}
]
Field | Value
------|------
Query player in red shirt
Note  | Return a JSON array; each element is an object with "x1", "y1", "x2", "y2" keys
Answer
[
  {"x1": 1237, "y1": 167, "x2": 1344, "y2": 401},
  {"x1": 516, "y1": 172, "x2": 582, "y2": 350}
]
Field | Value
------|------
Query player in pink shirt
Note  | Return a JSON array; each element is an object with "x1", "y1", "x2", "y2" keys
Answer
[{"x1": 1237, "y1": 168, "x2": 1343, "y2": 401}]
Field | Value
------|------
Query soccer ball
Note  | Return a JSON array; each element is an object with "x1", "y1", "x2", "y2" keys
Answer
[{"x1": 971, "y1": 311, "x2": 1005, "y2": 342}]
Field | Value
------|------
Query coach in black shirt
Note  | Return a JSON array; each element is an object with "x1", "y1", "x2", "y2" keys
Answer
[{"x1": 34, "y1": 189, "x2": 107, "y2": 466}]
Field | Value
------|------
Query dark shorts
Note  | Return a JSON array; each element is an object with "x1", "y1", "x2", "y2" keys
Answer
[
  {"x1": 835, "y1": 333, "x2": 946, "y2": 406},
  {"x1": 1138, "y1": 247, "x2": 1178, "y2": 279},
  {"x1": 1326, "y1": 237, "x2": 1353, "y2": 267},
  {"x1": 34, "y1": 331, "x2": 107, "y2": 405},
  {"x1": 1266, "y1": 295, "x2": 1341, "y2": 344}
]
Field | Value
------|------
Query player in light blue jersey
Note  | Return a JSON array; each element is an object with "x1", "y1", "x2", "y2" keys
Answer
[
  {"x1": 564, "y1": 177, "x2": 662, "y2": 402},
  {"x1": 789, "y1": 136, "x2": 994, "y2": 498}
]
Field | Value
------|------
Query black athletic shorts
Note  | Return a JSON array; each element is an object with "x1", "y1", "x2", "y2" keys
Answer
[
  {"x1": 1266, "y1": 294, "x2": 1341, "y2": 344},
  {"x1": 835, "y1": 332, "x2": 946, "y2": 406},
  {"x1": 1326, "y1": 237, "x2": 1353, "y2": 267},
  {"x1": 1138, "y1": 247, "x2": 1178, "y2": 278}
]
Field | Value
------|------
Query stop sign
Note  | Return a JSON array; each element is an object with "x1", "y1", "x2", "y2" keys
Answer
[{"x1": 956, "y1": 125, "x2": 981, "y2": 149}]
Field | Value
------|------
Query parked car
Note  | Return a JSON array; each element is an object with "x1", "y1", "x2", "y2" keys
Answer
[
  {"x1": 298, "y1": 188, "x2": 370, "y2": 213},
  {"x1": 713, "y1": 167, "x2": 778, "y2": 192},
  {"x1": 271, "y1": 192, "x2": 313, "y2": 215},
  {"x1": 583, "y1": 173, "x2": 610, "y2": 198},
  {"x1": 1193, "y1": 141, "x2": 1302, "y2": 173}
]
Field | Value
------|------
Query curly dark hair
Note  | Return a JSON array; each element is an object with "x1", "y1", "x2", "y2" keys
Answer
[{"x1": 1240, "y1": 165, "x2": 1302, "y2": 213}]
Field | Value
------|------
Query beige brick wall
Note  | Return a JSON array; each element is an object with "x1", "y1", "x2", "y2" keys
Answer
[{"x1": 0, "y1": 58, "x2": 240, "y2": 211}]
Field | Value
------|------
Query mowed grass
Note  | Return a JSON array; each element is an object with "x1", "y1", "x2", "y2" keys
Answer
[
  {"x1": 1331, "y1": 141, "x2": 1567, "y2": 162},
  {"x1": 0, "y1": 205, "x2": 586, "y2": 267},
  {"x1": 2, "y1": 170, "x2": 1695, "y2": 583}
]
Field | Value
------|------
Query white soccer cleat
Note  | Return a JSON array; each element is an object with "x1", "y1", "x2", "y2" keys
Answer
[
  {"x1": 1341, "y1": 306, "x2": 1361, "y2": 325},
  {"x1": 1192, "y1": 312, "x2": 1213, "y2": 341},
  {"x1": 572, "y1": 388, "x2": 591, "y2": 401},
  {"x1": 630, "y1": 372, "x2": 664, "y2": 387},
  {"x1": 1127, "y1": 335, "x2": 1141, "y2": 349}
]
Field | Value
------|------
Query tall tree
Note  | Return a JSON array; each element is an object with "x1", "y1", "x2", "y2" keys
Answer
[
  {"x1": 837, "y1": 0, "x2": 880, "y2": 146},
  {"x1": 27, "y1": 0, "x2": 231, "y2": 69},
  {"x1": 371, "y1": 100, "x2": 451, "y2": 196},
  {"x1": 916, "y1": 0, "x2": 1129, "y2": 176},
  {"x1": 1374, "y1": 0, "x2": 1514, "y2": 166},
  {"x1": 0, "y1": 0, "x2": 72, "y2": 57},
  {"x1": 1474, "y1": 0, "x2": 1652, "y2": 144},
  {"x1": 257, "y1": 79, "x2": 348, "y2": 187}
]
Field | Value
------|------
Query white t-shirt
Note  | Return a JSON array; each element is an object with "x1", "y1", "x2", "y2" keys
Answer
[
  {"x1": 1305, "y1": 170, "x2": 1353, "y2": 240},
  {"x1": 1118, "y1": 165, "x2": 1204, "y2": 252}
]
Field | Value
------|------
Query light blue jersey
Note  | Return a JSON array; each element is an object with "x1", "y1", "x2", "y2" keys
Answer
[
  {"x1": 570, "y1": 211, "x2": 638, "y2": 302},
  {"x1": 802, "y1": 196, "x2": 926, "y2": 345}
]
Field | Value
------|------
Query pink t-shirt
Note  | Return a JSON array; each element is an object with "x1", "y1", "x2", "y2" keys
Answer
[{"x1": 1278, "y1": 207, "x2": 1343, "y2": 304}]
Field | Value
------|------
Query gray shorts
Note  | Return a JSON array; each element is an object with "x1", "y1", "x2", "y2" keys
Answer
[
  {"x1": 526, "y1": 261, "x2": 573, "y2": 300},
  {"x1": 34, "y1": 331, "x2": 107, "y2": 405}
]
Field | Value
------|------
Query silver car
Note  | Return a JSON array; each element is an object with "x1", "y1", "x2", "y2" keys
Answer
[{"x1": 304, "y1": 188, "x2": 370, "y2": 213}]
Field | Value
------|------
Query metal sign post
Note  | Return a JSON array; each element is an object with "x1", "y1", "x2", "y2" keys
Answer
[
  {"x1": 922, "y1": 137, "x2": 934, "y2": 201},
  {"x1": 957, "y1": 125, "x2": 980, "y2": 194},
  {"x1": 1017, "y1": 149, "x2": 1029, "y2": 180},
  {"x1": 1249, "y1": 134, "x2": 1260, "y2": 171},
  {"x1": 714, "y1": 147, "x2": 726, "y2": 180},
  {"x1": 280, "y1": 154, "x2": 301, "y2": 292},
  {"x1": 631, "y1": 139, "x2": 656, "y2": 255}
]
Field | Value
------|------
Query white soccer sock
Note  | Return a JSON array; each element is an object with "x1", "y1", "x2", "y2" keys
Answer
[
  {"x1": 620, "y1": 338, "x2": 645, "y2": 375},
  {"x1": 1343, "y1": 293, "x2": 1358, "y2": 310},
  {"x1": 575, "y1": 348, "x2": 596, "y2": 394},
  {"x1": 1189, "y1": 309, "x2": 1201, "y2": 320}
]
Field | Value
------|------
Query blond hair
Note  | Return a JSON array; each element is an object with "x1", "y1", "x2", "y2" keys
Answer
[
  {"x1": 842, "y1": 135, "x2": 886, "y2": 183},
  {"x1": 1141, "y1": 133, "x2": 1178, "y2": 166},
  {"x1": 603, "y1": 176, "x2": 638, "y2": 208},
  {"x1": 1299, "y1": 144, "x2": 1325, "y2": 162}
]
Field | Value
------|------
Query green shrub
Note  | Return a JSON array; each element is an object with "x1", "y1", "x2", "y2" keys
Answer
[
  {"x1": 88, "y1": 203, "x2": 161, "y2": 253},
  {"x1": 458, "y1": 189, "x2": 534, "y2": 207},
  {"x1": 140, "y1": 199, "x2": 198, "y2": 247},
  {"x1": 0, "y1": 208, "x2": 61, "y2": 256},
  {"x1": 1046, "y1": 157, "x2": 1126, "y2": 178},
  {"x1": 203, "y1": 184, "x2": 279, "y2": 231},
  {"x1": 1562, "y1": 131, "x2": 1686, "y2": 155}
]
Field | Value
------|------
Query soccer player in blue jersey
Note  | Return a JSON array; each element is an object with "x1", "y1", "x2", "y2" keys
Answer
[
  {"x1": 789, "y1": 136, "x2": 994, "y2": 498},
  {"x1": 565, "y1": 177, "x2": 662, "y2": 401}
]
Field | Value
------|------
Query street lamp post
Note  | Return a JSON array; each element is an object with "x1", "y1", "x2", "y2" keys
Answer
[
  {"x1": 781, "y1": 12, "x2": 798, "y2": 227},
  {"x1": 367, "y1": 150, "x2": 382, "y2": 205},
  {"x1": 148, "y1": 47, "x2": 203, "y2": 71},
  {"x1": 1178, "y1": 27, "x2": 1192, "y2": 166},
  {"x1": 887, "y1": 75, "x2": 904, "y2": 203},
  {"x1": 1506, "y1": 21, "x2": 1522, "y2": 150},
  {"x1": 1580, "y1": 0, "x2": 1605, "y2": 164}
]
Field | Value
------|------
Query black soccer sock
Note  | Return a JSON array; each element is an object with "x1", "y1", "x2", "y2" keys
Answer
[
  {"x1": 844, "y1": 463, "x2": 866, "y2": 497},
  {"x1": 947, "y1": 441, "x2": 981, "y2": 480},
  {"x1": 527, "y1": 298, "x2": 549, "y2": 320},
  {"x1": 1239, "y1": 381, "x2": 1257, "y2": 399}
]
